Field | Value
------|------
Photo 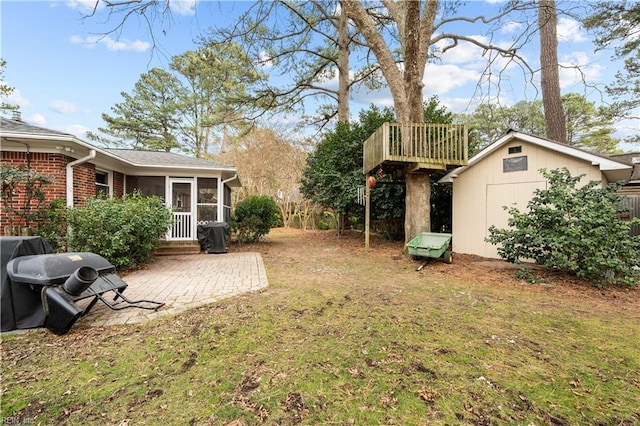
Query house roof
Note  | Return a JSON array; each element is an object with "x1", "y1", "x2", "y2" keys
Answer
[
  {"x1": 0, "y1": 116, "x2": 74, "y2": 138},
  {"x1": 610, "y1": 152, "x2": 640, "y2": 183},
  {"x1": 439, "y1": 130, "x2": 633, "y2": 184},
  {"x1": 1, "y1": 116, "x2": 241, "y2": 186},
  {"x1": 105, "y1": 149, "x2": 235, "y2": 170}
]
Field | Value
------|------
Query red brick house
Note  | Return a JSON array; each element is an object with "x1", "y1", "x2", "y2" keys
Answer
[{"x1": 1, "y1": 116, "x2": 241, "y2": 241}]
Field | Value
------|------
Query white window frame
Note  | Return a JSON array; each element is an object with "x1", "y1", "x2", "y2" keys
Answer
[{"x1": 95, "y1": 169, "x2": 111, "y2": 197}]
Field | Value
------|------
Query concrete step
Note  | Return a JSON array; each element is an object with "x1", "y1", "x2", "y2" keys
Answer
[{"x1": 154, "y1": 243, "x2": 201, "y2": 256}]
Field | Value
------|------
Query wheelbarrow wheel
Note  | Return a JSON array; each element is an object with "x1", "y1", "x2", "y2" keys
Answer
[{"x1": 443, "y1": 251, "x2": 453, "y2": 264}]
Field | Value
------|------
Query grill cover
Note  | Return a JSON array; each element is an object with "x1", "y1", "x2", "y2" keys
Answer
[
  {"x1": 197, "y1": 222, "x2": 230, "y2": 254},
  {"x1": 1, "y1": 236, "x2": 53, "y2": 331}
]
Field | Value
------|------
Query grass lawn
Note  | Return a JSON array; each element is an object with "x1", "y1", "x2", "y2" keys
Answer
[{"x1": 2, "y1": 228, "x2": 639, "y2": 425}]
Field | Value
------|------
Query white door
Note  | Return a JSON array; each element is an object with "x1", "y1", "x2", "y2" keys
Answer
[
  {"x1": 485, "y1": 181, "x2": 546, "y2": 258},
  {"x1": 169, "y1": 179, "x2": 194, "y2": 240}
]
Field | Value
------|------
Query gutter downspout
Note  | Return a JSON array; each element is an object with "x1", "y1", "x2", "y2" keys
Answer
[
  {"x1": 222, "y1": 174, "x2": 238, "y2": 186},
  {"x1": 66, "y1": 150, "x2": 96, "y2": 208}
]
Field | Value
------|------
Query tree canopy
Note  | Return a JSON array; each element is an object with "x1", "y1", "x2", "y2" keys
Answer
[
  {"x1": 583, "y1": 0, "x2": 640, "y2": 144},
  {"x1": 89, "y1": 68, "x2": 182, "y2": 151},
  {"x1": 458, "y1": 93, "x2": 620, "y2": 155},
  {"x1": 0, "y1": 59, "x2": 18, "y2": 115},
  {"x1": 90, "y1": 40, "x2": 265, "y2": 157},
  {"x1": 211, "y1": 0, "x2": 374, "y2": 127}
]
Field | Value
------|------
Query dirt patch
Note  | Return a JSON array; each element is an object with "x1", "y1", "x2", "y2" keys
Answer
[{"x1": 231, "y1": 228, "x2": 640, "y2": 314}]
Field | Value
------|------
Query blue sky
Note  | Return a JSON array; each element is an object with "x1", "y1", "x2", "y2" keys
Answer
[{"x1": 1, "y1": 0, "x2": 637, "y2": 151}]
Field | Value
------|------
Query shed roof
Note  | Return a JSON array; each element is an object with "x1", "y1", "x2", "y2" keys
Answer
[{"x1": 439, "y1": 130, "x2": 632, "y2": 184}]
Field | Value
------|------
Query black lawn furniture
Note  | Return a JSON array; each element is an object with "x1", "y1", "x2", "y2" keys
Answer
[{"x1": 1, "y1": 238, "x2": 164, "y2": 335}]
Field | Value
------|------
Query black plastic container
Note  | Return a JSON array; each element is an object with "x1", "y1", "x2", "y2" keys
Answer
[{"x1": 6, "y1": 252, "x2": 124, "y2": 335}]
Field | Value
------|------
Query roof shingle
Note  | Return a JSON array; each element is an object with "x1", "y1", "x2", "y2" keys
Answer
[
  {"x1": 105, "y1": 149, "x2": 235, "y2": 170},
  {"x1": 0, "y1": 117, "x2": 74, "y2": 138}
]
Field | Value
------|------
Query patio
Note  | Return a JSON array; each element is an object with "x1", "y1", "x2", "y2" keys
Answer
[{"x1": 75, "y1": 252, "x2": 268, "y2": 327}]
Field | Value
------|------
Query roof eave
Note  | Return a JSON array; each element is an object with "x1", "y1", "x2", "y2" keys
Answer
[{"x1": 441, "y1": 131, "x2": 632, "y2": 182}]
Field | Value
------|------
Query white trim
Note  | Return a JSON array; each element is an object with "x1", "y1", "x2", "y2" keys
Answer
[
  {"x1": 439, "y1": 131, "x2": 632, "y2": 184},
  {"x1": 66, "y1": 150, "x2": 96, "y2": 207},
  {"x1": 95, "y1": 169, "x2": 111, "y2": 198},
  {"x1": 167, "y1": 177, "x2": 195, "y2": 241}
]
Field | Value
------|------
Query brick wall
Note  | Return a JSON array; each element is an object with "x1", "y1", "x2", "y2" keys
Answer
[
  {"x1": 72, "y1": 162, "x2": 95, "y2": 206},
  {"x1": 1, "y1": 151, "x2": 97, "y2": 231},
  {"x1": 113, "y1": 171, "x2": 124, "y2": 198}
]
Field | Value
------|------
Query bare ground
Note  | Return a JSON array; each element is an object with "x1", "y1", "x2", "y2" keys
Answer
[{"x1": 232, "y1": 228, "x2": 640, "y2": 316}]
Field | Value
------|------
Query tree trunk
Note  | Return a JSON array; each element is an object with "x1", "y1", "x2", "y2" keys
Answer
[
  {"x1": 397, "y1": 1, "x2": 431, "y2": 242},
  {"x1": 403, "y1": 0, "x2": 424, "y2": 123},
  {"x1": 538, "y1": 0, "x2": 567, "y2": 143},
  {"x1": 405, "y1": 172, "x2": 431, "y2": 240},
  {"x1": 337, "y1": 1, "x2": 350, "y2": 123},
  {"x1": 344, "y1": 0, "x2": 438, "y2": 242}
]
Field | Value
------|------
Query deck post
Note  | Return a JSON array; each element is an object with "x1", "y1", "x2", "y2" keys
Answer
[{"x1": 365, "y1": 179, "x2": 370, "y2": 252}]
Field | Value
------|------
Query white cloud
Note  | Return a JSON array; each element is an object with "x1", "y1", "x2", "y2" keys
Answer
[
  {"x1": 28, "y1": 114, "x2": 47, "y2": 126},
  {"x1": 170, "y1": 0, "x2": 197, "y2": 16},
  {"x1": 434, "y1": 35, "x2": 490, "y2": 65},
  {"x1": 351, "y1": 85, "x2": 394, "y2": 109},
  {"x1": 439, "y1": 97, "x2": 480, "y2": 114},
  {"x1": 258, "y1": 51, "x2": 275, "y2": 69},
  {"x1": 64, "y1": 0, "x2": 101, "y2": 13},
  {"x1": 424, "y1": 63, "x2": 481, "y2": 95},
  {"x1": 558, "y1": 51, "x2": 604, "y2": 89},
  {"x1": 557, "y1": 17, "x2": 587, "y2": 43},
  {"x1": 51, "y1": 100, "x2": 79, "y2": 114},
  {"x1": 59, "y1": 123, "x2": 91, "y2": 138},
  {"x1": 70, "y1": 35, "x2": 150, "y2": 52},
  {"x1": 501, "y1": 21, "x2": 523, "y2": 35}
]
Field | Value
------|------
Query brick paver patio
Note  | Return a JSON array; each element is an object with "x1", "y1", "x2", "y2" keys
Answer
[{"x1": 76, "y1": 252, "x2": 268, "y2": 327}]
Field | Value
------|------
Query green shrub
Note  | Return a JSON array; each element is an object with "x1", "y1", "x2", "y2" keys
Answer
[
  {"x1": 35, "y1": 198, "x2": 68, "y2": 252},
  {"x1": 317, "y1": 220, "x2": 330, "y2": 231},
  {"x1": 487, "y1": 168, "x2": 640, "y2": 287},
  {"x1": 232, "y1": 195, "x2": 280, "y2": 244},
  {"x1": 67, "y1": 191, "x2": 172, "y2": 269}
]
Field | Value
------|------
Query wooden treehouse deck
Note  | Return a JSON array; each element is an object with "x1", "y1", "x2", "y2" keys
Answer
[{"x1": 363, "y1": 122, "x2": 469, "y2": 175}]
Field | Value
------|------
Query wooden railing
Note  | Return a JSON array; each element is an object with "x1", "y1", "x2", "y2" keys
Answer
[{"x1": 363, "y1": 122, "x2": 468, "y2": 173}]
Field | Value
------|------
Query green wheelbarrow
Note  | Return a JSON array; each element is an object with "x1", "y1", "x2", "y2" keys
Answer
[{"x1": 407, "y1": 232, "x2": 453, "y2": 270}]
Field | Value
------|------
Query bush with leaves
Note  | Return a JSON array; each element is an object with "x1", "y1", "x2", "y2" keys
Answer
[
  {"x1": 487, "y1": 168, "x2": 640, "y2": 287},
  {"x1": 35, "y1": 198, "x2": 68, "y2": 252},
  {"x1": 67, "y1": 191, "x2": 172, "y2": 269},
  {"x1": 232, "y1": 195, "x2": 280, "y2": 244}
]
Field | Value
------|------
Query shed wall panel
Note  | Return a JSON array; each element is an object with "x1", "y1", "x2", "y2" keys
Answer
[{"x1": 452, "y1": 138, "x2": 609, "y2": 258}]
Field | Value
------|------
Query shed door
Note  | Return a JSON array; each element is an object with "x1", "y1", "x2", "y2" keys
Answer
[{"x1": 485, "y1": 181, "x2": 546, "y2": 258}]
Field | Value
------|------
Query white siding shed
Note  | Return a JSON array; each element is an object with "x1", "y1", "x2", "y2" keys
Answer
[{"x1": 439, "y1": 131, "x2": 632, "y2": 259}]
